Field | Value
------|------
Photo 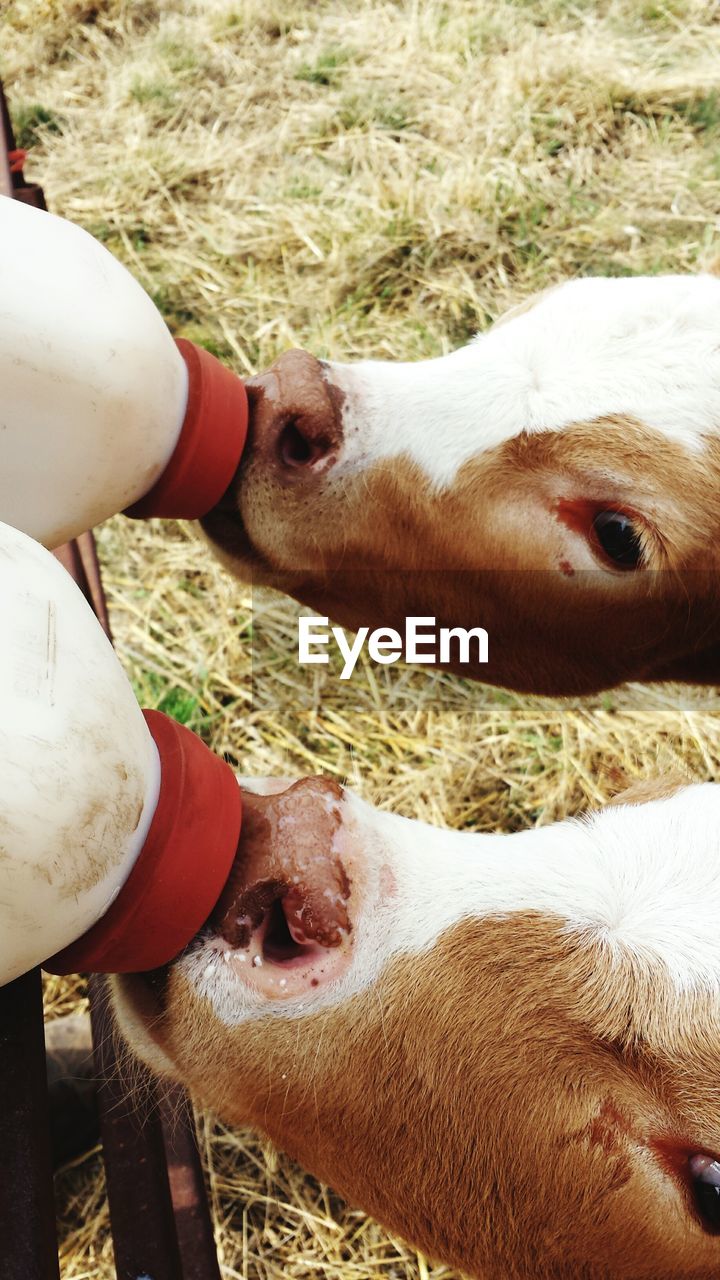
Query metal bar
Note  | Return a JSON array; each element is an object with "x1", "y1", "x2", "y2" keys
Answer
[
  {"x1": 88, "y1": 977, "x2": 184, "y2": 1280},
  {"x1": 161, "y1": 1089, "x2": 222, "y2": 1280},
  {"x1": 54, "y1": 533, "x2": 113, "y2": 639},
  {"x1": 0, "y1": 970, "x2": 60, "y2": 1280},
  {"x1": 0, "y1": 80, "x2": 13, "y2": 196},
  {"x1": 44, "y1": 1011, "x2": 98, "y2": 1168},
  {"x1": 0, "y1": 79, "x2": 46, "y2": 209}
]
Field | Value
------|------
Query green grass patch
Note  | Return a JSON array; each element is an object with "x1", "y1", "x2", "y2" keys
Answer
[
  {"x1": 156, "y1": 36, "x2": 198, "y2": 74},
  {"x1": 296, "y1": 47, "x2": 353, "y2": 86},
  {"x1": 131, "y1": 669, "x2": 205, "y2": 733},
  {"x1": 129, "y1": 77, "x2": 177, "y2": 109},
  {"x1": 673, "y1": 92, "x2": 720, "y2": 133},
  {"x1": 337, "y1": 92, "x2": 412, "y2": 132},
  {"x1": 13, "y1": 102, "x2": 64, "y2": 147}
]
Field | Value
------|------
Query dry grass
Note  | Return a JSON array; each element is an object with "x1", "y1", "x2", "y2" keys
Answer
[{"x1": 4, "y1": 0, "x2": 720, "y2": 1275}]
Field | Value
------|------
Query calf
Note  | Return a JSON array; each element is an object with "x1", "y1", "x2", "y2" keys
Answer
[
  {"x1": 202, "y1": 274, "x2": 720, "y2": 694},
  {"x1": 114, "y1": 776, "x2": 720, "y2": 1279}
]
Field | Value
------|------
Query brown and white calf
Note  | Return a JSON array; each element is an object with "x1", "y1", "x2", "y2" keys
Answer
[
  {"x1": 114, "y1": 776, "x2": 720, "y2": 1279},
  {"x1": 202, "y1": 274, "x2": 720, "y2": 694}
]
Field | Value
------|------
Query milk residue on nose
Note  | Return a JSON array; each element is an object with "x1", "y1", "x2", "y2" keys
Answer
[{"x1": 214, "y1": 777, "x2": 353, "y2": 954}]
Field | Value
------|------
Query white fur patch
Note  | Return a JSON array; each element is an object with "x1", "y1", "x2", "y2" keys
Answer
[
  {"x1": 183, "y1": 781, "x2": 720, "y2": 1026},
  {"x1": 326, "y1": 275, "x2": 720, "y2": 488},
  {"x1": 379, "y1": 783, "x2": 720, "y2": 991}
]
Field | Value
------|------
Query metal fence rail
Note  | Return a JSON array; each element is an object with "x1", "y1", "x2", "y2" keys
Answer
[{"x1": 0, "y1": 80, "x2": 221, "y2": 1280}]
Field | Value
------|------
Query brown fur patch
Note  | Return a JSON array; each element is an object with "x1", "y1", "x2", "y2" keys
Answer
[
  {"x1": 607, "y1": 776, "x2": 692, "y2": 808},
  {"x1": 117, "y1": 912, "x2": 720, "y2": 1279},
  {"x1": 215, "y1": 414, "x2": 720, "y2": 693}
]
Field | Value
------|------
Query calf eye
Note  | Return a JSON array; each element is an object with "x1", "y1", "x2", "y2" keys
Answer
[
  {"x1": 690, "y1": 1155, "x2": 720, "y2": 1232},
  {"x1": 591, "y1": 510, "x2": 644, "y2": 569}
]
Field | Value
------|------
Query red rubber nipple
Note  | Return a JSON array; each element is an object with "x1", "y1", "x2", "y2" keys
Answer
[
  {"x1": 46, "y1": 710, "x2": 242, "y2": 975},
  {"x1": 125, "y1": 339, "x2": 248, "y2": 522}
]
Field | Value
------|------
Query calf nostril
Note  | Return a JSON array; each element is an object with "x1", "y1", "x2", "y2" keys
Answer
[
  {"x1": 262, "y1": 897, "x2": 306, "y2": 965},
  {"x1": 278, "y1": 419, "x2": 332, "y2": 470}
]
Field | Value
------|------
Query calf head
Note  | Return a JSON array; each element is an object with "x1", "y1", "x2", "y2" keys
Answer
[
  {"x1": 202, "y1": 275, "x2": 720, "y2": 693},
  {"x1": 114, "y1": 777, "x2": 720, "y2": 1279}
]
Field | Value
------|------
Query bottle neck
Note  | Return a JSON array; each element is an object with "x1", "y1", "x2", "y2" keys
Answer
[{"x1": 124, "y1": 340, "x2": 248, "y2": 521}]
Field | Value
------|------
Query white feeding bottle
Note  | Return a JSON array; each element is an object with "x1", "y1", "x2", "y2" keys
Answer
[
  {"x1": 0, "y1": 196, "x2": 248, "y2": 548},
  {"x1": 0, "y1": 520, "x2": 242, "y2": 986}
]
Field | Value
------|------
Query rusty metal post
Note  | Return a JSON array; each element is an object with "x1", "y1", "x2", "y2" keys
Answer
[
  {"x1": 0, "y1": 81, "x2": 46, "y2": 209},
  {"x1": 161, "y1": 1088, "x2": 222, "y2": 1280},
  {"x1": 89, "y1": 977, "x2": 185, "y2": 1280},
  {"x1": 0, "y1": 970, "x2": 60, "y2": 1280}
]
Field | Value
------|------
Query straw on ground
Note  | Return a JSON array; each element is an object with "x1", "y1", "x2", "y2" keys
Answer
[{"x1": 5, "y1": 0, "x2": 720, "y2": 1275}]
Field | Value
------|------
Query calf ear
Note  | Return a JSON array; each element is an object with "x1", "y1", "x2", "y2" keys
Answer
[
  {"x1": 605, "y1": 773, "x2": 691, "y2": 808},
  {"x1": 109, "y1": 974, "x2": 181, "y2": 1081}
]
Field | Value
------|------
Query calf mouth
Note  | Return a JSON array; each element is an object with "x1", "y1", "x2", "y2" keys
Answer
[
  {"x1": 199, "y1": 388, "x2": 270, "y2": 574},
  {"x1": 199, "y1": 466, "x2": 306, "y2": 589},
  {"x1": 199, "y1": 468, "x2": 262, "y2": 571},
  {"x1": 113, "y1": 775, "x2": 359, "y2": 1066}
]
